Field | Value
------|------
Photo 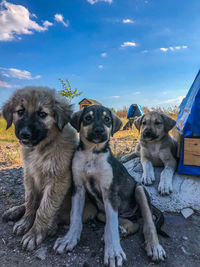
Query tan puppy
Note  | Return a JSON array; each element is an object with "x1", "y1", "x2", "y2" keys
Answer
[
  {"x1": 2, "y1": 86, "x2": 95, "y2": 251},
  {"x1": 122, "y1": 112, "x2": 177, "y2": 195}
]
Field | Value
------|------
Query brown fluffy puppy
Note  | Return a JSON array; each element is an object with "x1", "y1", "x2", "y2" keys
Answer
[{"x1": 2, "y1": 86, "x2": 96, "y2": 251}]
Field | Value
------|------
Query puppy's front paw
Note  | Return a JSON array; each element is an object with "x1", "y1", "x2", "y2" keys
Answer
[
  {"x1": 2, "y1": 205, "x2": 25, "y2": 222},
  {"x1": 142, "y1": 172, "x2": 155, "y2": 185},
  {"x1": 158, "y1": 179, "x2": 173, "y2": 195},
  {"x1": 53, "y1": 229, "x2": 81, "y2": 254},
  {"x1": 104, "y1": 244, "x2": 126, "y2": 267},
  {"x1": 146, "y1": 243, "x2": 166, "y2": 262},
  {"x1": 13, "y1": 215, "x2": 34, "y2": 236},
  {"x1": 21, "y1": 226, "x2": 46, "y2": 251}
]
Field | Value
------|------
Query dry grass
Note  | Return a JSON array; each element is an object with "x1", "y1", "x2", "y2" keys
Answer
[{"x1": 0, "y1": 116, "x2": 18, "y2": 142}]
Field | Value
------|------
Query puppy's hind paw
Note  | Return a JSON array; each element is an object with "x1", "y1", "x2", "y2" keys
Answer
[
  {"x1": 2, "y1": 205, "x2": 25, "y2": 222},
  {"x1": 146, "y1": 243, "x2": 166, "y2": 262}
]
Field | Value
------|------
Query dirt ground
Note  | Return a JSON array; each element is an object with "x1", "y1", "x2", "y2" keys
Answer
[{"x1": 0, "y1": 165, "x2": 200, "y2": 267}]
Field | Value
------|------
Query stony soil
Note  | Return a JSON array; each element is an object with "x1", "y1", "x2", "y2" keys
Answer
[{"x1": 1, "y1": 165, "x2": 200, "y2": 267}]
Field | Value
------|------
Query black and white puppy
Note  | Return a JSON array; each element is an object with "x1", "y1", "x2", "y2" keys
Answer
[{"x1": 53, "y1": 105, "x2": 166, "y2": 266}]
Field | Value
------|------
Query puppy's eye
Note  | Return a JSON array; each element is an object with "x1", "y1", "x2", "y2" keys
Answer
[
  {"x1": 104, "y1": 116, "x2": 110, "y2": 123},
  {"x1": 155, "y1": 121, "x2": 161, "y2": 125},
  {"x1": 85, "y1": 115, "x2": 92, "y2": 122},
  {"x1": 17, "y1": 109, "x2": 25, "y2": 117},
  {"x1": 38, "y1": 111, "x2": 47, "y2": 119},
  {"x1": 142, "y1": 121, "x2": 146, "y2": 125}
]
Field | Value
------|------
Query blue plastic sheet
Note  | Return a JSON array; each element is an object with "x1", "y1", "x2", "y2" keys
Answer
[{"x1": 176, "y1": 70, "x2": 200, "y2": 175}]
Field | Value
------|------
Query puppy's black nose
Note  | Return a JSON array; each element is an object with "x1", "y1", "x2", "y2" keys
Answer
[
  {"x1": 19, "y1": 128, "x2": 32, "y2": 140},
  {"x1": 143, "y1": 128, "x2": 152, "y2": 138},
  {"x1": 94, "y1": 126, "x2": 104, "y2": 135}
]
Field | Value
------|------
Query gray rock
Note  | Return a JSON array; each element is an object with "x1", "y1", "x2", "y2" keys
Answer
[
  {"x1": 124, "y1": 157, "x2": 200, "y2": 213},
  {"x1": 181, "y1": 208, "x2": 194, "y2": 219},
  {"x1": 35, "y1": 247, "x2": 48, "y2": 260}
]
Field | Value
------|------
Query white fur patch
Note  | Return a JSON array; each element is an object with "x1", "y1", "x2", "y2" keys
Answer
[
  {"x1": 158, "y1": 166, "x2": 174, "y2": 195},
  {"x1": 103, "y1": 198, "x2": 126, "y2": 266},
  {"x1": 72, "y1": 150, "x2": 113, "y2": 191},
  {"x1": 141, "y1": 161, "x2": 155, "y2": 185}
]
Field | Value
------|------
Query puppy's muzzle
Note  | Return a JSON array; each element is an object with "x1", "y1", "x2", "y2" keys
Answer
[
  {"x1": 87, "y1": 126, "x2": 108, "y2": 143},
  {"x1": 142, "y1": 128, "x2": 158, "y2": 140},
  {"x1": 94, "y1": 126, "x2": 104, "y2": 137}
]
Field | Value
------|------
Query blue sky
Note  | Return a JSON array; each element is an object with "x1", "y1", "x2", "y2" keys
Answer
[{"x1": 0, "y1": 0, "x2": 200, "y2": 110}]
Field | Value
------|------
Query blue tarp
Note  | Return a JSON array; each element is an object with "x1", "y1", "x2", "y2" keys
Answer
[
  {"x1": 176, "y1": 70, "x2": 200, "y2": 175},
  {"x1": 127, "y1": 104, "x2": 144, "y2": 119}
]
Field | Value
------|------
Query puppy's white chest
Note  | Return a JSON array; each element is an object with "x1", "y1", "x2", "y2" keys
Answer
[
  {"x1": 85, "y1": 158, "x2": 98, "y2": 175},
  {"x1": 73, "y1": 150, "x2": 113, "y2": 190}
]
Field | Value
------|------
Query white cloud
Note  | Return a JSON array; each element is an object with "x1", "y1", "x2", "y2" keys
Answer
[
  {"x1": 122, "y1": 19, "x2": 134, "y2": 24},
  {"x1": 98, "y1": 65, "x2": 103, "y2": 69},
  {"x1": 160, "y1": 47, "x2": 168, "y2": 52},
  {"x1": 121, "y1": 41, "x2": 136, "y2": 48},
  {"x1": 101, "y1": 52, "x2": 107, "y2": 57},
  {"x1": 43, "y1": 20, "x2": 53, "y2": 28},
  {"x1": 0, "y1": 67, "x2": 41, "y2": 80},
  {"x1": 112, "y1": 95, "x2": 119, "y2": 99},
  {"x1": 0, "y1": 1, "x2": 53, "y2": 41},
  {"x1": 87, "y1": 0, "x2": 113, "y2": 4},
  {"x1": 0, "y1": 80, "x2": 12, "y2": 88},
  {"x1": 54, "y1": 14, "x2": 69, "y2": 27},
  {"x1": 160, "y1": 45, "x2": 188, "y2": 52}
]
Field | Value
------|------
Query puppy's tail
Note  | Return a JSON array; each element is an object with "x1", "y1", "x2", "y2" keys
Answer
[{"x1": 152, "y1": 205, "x2": 170, "y2": 238}]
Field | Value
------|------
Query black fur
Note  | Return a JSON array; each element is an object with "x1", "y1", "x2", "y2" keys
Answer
[{"x1": 15, "y1": 114, "x2": 48, "y2": 147}]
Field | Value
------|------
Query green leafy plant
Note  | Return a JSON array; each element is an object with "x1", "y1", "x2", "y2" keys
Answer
[{"x1": 58, "y1": 78, "x2": 83, "y2": 102}]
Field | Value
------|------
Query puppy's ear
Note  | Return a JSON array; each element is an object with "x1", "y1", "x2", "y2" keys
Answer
[
  {"x1": 111, "y1": 112, "x2": 123, "y2": 136},
  {"x1": 70, "y1": 109, "x2": 84, "y2": 132},
  {"x1": 161, "y1": 113, "x2": 176, "y2": 132},
  {"x1": 2, "y1": 100, "x2": 13, "y2": 129},
  {"x1": 54, "y1": 99, "x2": 73, "y2": 131},
  {"x1": 134, "y1": 115, "x2": 144, "y2": 131}
]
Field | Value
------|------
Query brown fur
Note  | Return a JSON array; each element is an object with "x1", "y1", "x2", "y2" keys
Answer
[{"x1": 2, "y1": 86, "x2": 96, "y2": 251}]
